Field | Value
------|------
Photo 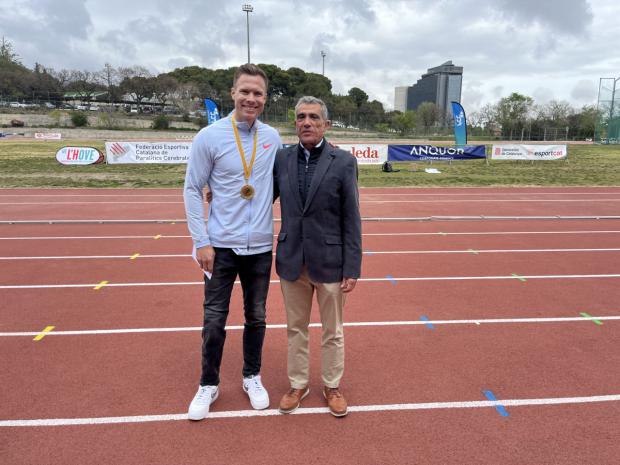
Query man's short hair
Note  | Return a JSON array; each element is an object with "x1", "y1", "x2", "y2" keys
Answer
[
  {"x1": 295, "y1": 96, "x2": 329, "y2": 120},
  {"x1": 233, "y1": 64, "x2": 269, "y2": 90}
]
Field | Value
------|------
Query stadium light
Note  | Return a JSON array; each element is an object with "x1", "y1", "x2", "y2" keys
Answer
[
  {"x1": 242, "y1": 4, "x2": 253, "y2": 63},
  {"x1": 321, "y1": 50, "x2": 327, "y2": 76}
]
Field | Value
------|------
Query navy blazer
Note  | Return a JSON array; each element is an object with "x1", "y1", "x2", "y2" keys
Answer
[{"x1": 274, "y1": 141, "x2": 362, "y2": 283}]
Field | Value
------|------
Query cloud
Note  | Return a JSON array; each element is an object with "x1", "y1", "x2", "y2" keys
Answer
[
  {"x1": 570, "y1": 79, "x2": 597, "y2": 104},
  {"x1": 1, "y1": 0, "x2": 618, "y2": 110}
]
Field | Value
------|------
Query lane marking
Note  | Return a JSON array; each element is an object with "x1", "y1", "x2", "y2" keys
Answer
[
  {"x1": 511, "y1": 273, "x2": 527, "y2": 282},
  {"x1": 93, "y1": 281, "x2": 108, "y2": 290},
  {"x1": 386, "y1": 275, "x2": 397, "y2": 285},
  {"x1": 420, "y1": 315, "x2": 434, "y2": 329},
  {"x1": 2, "y1": 393, "x2": 619, "y2": 427},
  {"x1": 580, "y1": 312, "x2": 604, "y2": 326},
  {"x1": 3, "y1": 216, "x2": 620, "y2": 225},
  {"x1": 2, "y1": 315, "x2": 619, "y2": 337},
  {"x1": 2, "y1": 191, "x2": 619, "y2": 198},
  {"x1": 3, "y1": 273, "x2": 620, "y2": 290},
  {"x1": 3, "y1": 248, "x2": 620, "y2": 261},
  {"x1": 4, "y1": 199, "x2": 620, "y2": 205},
  {"x1": 130, "y1": 253, "x2": 140, "y2": 260},
  {"x1": 3, "y1": 230, "x2": 620, "y2": 241},
  {"x1": 32, "y1": 326, "x2": 55, "y2": 341},
  {"x1": 482, "y1": 390, "x2": 510, "y2": 417}
]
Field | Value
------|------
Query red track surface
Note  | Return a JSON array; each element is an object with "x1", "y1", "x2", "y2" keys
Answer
[{"x1": 1, "y1": 187, "x2": 619, "y2": 465}]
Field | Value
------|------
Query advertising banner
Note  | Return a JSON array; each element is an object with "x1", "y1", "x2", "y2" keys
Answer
[
  {"x1": 56, "y1": 147, "x2": 104, "y2": 165},
  {"x1": 388, "y1": 144, "x2": 486, "y2": 161},
  {"x1": 336, "y1": 144, "x2": 388, "y2": 164},
  {"x1": 105, "y1": 141, "x2": 192, "y2": 164},
  {"x1": 451, "y1": 101, "x2": 467, "y2": 146},
  {"x1": 35, "y1": 132, "x2": 62, "y2": 140},
  {"x1": 491, "y1": 145, "x2": 567, "y2": 160},
  {"x1": 204, "y1": 99, "x2": 220, "y2": 125}
]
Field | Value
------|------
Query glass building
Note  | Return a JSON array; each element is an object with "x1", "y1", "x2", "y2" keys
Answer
[{"x1": 394, "y1": 61, "x2": 463, "y2": 123}]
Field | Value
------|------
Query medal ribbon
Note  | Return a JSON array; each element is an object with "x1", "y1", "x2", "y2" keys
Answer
[{"x1": 231, "y1": 114, "x2": 258, "y2": 183}]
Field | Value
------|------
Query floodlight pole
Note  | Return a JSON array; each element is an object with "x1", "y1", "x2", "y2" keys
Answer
[
  {"x1": 242, "y1": 4, "x2": 253, "y2": 63},
  {"x1": 321, "y1": 50, "x2": 326, "y2": 76}
]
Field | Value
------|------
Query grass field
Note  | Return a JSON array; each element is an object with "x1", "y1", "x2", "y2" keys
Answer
[{"x1": 1, "y1": 139, "x2": 619, "y2": 188}]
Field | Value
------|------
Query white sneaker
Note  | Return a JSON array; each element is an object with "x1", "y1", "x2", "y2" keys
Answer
[
  {"x1": 188, "y1": 385, "x2": 219, "y2": 420},
  {"x1": 242, "y1": 375, "x2": 270, "y2": 410}
]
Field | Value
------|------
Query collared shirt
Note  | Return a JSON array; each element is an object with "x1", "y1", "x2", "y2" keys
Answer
[
  {"x1": 183, "y1": 113, "x2": 282, "y2": 255},
  {"x1": 297, "y1": 138, "x2": 325, "y2": 206}
]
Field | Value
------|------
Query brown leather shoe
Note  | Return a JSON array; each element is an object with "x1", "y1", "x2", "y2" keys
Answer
[
  {"x1": 323, "y1": 387, "x2": 348, "y2": 417},
  {"x1": 279, "y1": 387, "x2": 310, "y2": 414}
]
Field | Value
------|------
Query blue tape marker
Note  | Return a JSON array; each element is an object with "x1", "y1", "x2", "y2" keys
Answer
[
  {"x1": 482, "y1": 390, "x2": 510, "y2": 417},
  {"x1": 420, "y1": 315, "x2": 434, "y2": 329},
  {"x1": 386, "y1": 275, "x2": 397, "y2": 285},
  {"x1": 364, "y1": 250, "x2": 374, "y2": 256}
]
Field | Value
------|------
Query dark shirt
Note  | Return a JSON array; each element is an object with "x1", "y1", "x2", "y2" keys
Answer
[{"x1": 297, "y1": 142, "x2": 323, "y2": 206}]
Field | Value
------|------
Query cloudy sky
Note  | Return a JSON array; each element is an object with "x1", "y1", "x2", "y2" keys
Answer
[{"x1": 1, "y1": 0, "x2": 618, "y2": 111}]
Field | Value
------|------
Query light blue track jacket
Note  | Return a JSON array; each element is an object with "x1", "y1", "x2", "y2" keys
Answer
[{"x1": 183, "y1": 114, "x2": 281, "y2": 251}]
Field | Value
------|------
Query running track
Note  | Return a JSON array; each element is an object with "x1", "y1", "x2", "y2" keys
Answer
[{"x1": 1, "y1": 187, "x2": 619, "y2": 465}]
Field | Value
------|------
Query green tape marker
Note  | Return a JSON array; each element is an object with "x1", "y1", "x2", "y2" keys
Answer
[
  {"x1": 468, "y1": 249, "x2": 479, "y2": 255},
  {"x1": 511, "y1": 273, "x2": 527, "y2": 282},
  {"x1": 580, "y1": 312, "x2": 603, "y2": 325}
]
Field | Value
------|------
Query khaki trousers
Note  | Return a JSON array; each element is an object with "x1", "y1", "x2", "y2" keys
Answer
[{"x1": 280, "y1": 268, "x2": 345, "y2": 389}]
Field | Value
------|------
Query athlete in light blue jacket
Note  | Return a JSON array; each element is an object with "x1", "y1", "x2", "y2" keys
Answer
[{"x1": 183, "y1": 64, "x2": 281, "y2": 420}]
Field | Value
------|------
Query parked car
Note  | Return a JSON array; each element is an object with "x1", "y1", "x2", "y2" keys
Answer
[{"x1": 43, "y1": 102, "x2": 56, "y2": 109}]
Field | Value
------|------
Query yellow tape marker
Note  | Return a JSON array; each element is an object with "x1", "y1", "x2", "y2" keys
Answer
[
  {"x1": 130, "y1": 253, "x2": 140, "y2": 260},
  {"x1": 94, "y1": 281, "x2": 109, "y2": 290},
  {"x1": 154, "y1": 235, "x2": 162, "y2": 240},
  {"x1": 171, "y1": 222, "x2": 176, "y2": 225},
  {"x1": 33, "y1": 326, "x2": 55, "y2": 341}
]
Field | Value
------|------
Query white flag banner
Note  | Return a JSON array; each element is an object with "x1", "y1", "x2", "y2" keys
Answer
[
  {"x1": 35, "y1": 132, "x2": 62, "y2": 140},
  {"x1": 105, "y1": 141, "x2": 192, "y2": 164},
  {"x1": 336, "y1": 144, "x2": 388, "y2": 164},
  {"x1": 491, "y1": 144, "x2": 567, "y2": 160}
]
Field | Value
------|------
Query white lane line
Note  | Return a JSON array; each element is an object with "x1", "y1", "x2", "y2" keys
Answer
[
  {"x1": 3, "y1": 248, "x2": 620, "y2": 260},
  {"x1": 2, "y1": 315, "x2": 619, "y2": 337},
  {"x1": 2, "y1": 230, "x2": 620, "y2": 241},
  {"x1": 3, "y1": 393, "x2": 619, "y2": 426},
  {"x1": 2, "y1": 274, "x2": 620, "y2": 290},
  {"x1": 3, "y1": 199, "x2": 620, "y2": 205},
  {"x1": 1, "y1": 192, "x2": 619, "y2": 198}
]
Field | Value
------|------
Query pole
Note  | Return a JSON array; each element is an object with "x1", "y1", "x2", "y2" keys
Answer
[
  {"x1": 242, "y1": 4, "x2": 253, "y2": 63},
  {"x1": 246, "y1": 12, "x2": 250, "y2": 63},
  {"x1": 321, "y1": 51, "x2": 326, "y2": 76}
]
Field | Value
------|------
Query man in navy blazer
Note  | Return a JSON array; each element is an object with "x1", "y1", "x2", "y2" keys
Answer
[{"x1": 274, "y1": 96, "x2": 362, "y2": 417}]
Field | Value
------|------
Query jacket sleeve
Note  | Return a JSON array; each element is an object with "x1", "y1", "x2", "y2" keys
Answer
[
  {"x1": 183, "y1": 129, "x2": 213, "y2": 248},
  {"x1": 341, "y1": 155, "x2": 362, "y2": 279}
]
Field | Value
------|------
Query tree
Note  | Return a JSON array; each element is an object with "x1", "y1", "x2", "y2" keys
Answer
[
  {"x1": 0, "y1": 37, "x2": 20, "y2": 65},
  {"x1": 348, "y1": 87, "x2": 368, "y2": 108},
  {"x1": 390, "y1": 111, "x2": 416, "y2": 136},
  {"x1": 495, "y1": 92, "x2": 534, "y2": 139},
  {"x1": 152, "y1": 75, "x2": 179, "y2": 107},
  {"x1": 120, "y1": 76, "x2": 157, "y2": 107},
  {"x1": 417, "y1": 102, "x2": 440, "y2": 132},
  {"x1": 65, "y1": 70, "x2": 105, "y2": 103}
]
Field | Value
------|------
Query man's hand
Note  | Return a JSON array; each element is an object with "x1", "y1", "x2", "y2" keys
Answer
[
  {"x1": 340, "y1": 277, "x2": 357, "y2": 293},
  {"x1": 195, "y1": 245, "x2": 216, "y2": 274}
]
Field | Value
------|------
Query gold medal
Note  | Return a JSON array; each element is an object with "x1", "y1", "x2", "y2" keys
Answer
[
  {"x1": 232, "y1": 114, "x2": 258, "y2": 201},
  {"x1": 240, "y1": 184, "x2": 255, "y2": 200}
]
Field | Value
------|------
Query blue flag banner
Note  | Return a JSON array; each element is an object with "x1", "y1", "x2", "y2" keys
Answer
[
  {"x1": 204, "y1": 99, "x2": 220, "y2": 125},
  {"x1": 388, "y1": 144, "x2": 486, "y2": 161},
  {"x1": 451, "y1": 101, "x2": 467, "y2": 146}
]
